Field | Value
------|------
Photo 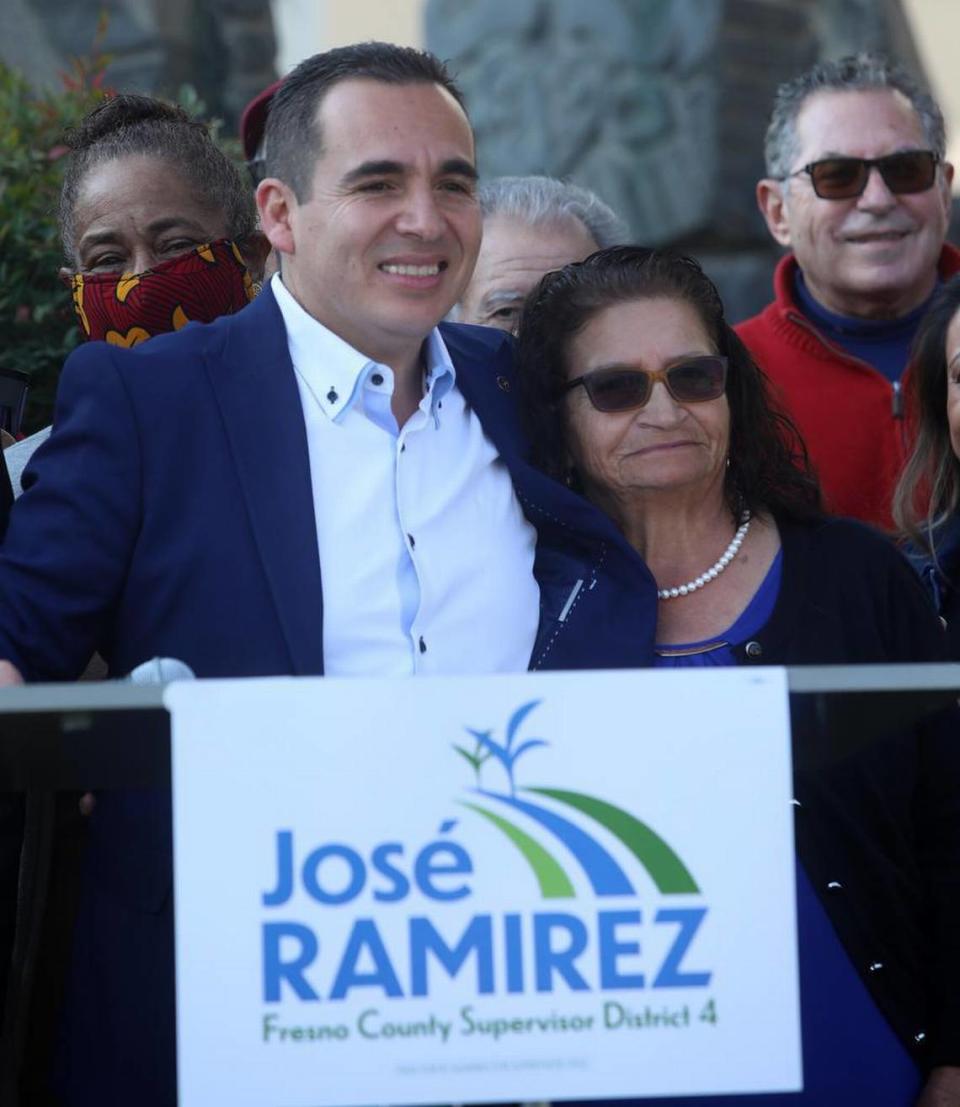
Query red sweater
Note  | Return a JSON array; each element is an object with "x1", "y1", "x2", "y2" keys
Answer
[{"x1": 735, "y1": 246, "x2": 960, "y2": 530}]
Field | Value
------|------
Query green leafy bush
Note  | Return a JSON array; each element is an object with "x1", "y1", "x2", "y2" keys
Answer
[{"x1": 0, "y1": 47, "x2": 109, "y2": 432}]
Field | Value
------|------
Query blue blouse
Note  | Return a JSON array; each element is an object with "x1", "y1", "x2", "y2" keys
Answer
[{"x1": 654, "y1": 551, "x2": 783, "y2": 668}]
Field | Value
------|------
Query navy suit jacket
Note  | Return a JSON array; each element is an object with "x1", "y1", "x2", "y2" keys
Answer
[
  {"x1": 0, "y1": 286, "x2": 656, "y2": 1104},
  {"x1": 1, "y1": 283, "x2": 655, "y2": 682}
]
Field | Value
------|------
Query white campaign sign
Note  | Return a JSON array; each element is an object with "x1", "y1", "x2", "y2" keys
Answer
[{"x1": 167, "y1": 668, "x2": 800, "y2": 1106}]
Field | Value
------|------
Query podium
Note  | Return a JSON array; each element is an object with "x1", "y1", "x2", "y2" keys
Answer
[
  {"x1": 1, "y1": 665, "x2": 958, "y2": 1106},
  {"x1": 3, "y1": 664, "x2": 957, "y2": 789}
]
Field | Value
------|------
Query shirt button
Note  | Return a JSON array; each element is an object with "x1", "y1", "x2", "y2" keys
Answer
[
  {"x1": 419, "y1": 636, "x2": 427, "y2": 654},
  {"x1": 744, "y1": 640, "x2": 763, "y2": 659},
  {"x1": 371, "y1": 372, "x2": 384, "y2": 386},
  {"x1": 326, "y1": 387, "x2": 339, "y2": 404},
  {"x1": 914, "y1": 1030, "x2": 927, "y2": 1044},
  {"x1": 826, "y1": 880, "x2": 843, "y2": 893},
  {"x1": 407, "y1": 533, "x2": 415, "y2": 549},
  {"x1": 400, "y1": 443, "x2": 406, "y2": 453},
  {"x1": 868, "y1": 961, "x2": 884, "y2": 973}
]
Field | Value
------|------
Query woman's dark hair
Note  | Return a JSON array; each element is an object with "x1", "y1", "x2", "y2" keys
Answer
[
  {"x1": 59, "y1": 94, "x2": 256, "y2": 265},
  {"x1": 516, "y1": 245, "x2": 822, "y2": 523},
  {"x1": 893, "y1": 275, "x2": 960, "y2": 548}
]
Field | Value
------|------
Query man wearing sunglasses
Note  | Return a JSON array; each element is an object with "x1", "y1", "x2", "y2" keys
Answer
[{"x1": 737, "y1": 53, "x2": 958, "y2": 529}]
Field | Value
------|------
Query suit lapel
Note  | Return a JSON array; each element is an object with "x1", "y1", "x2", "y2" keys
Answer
[
  {"x1": 442, "y1": 323, "x2": 526, "y2": 464},
  {"x1": 202, "y1": 311, "x2": 649, "y2": 678},
  {"x1": 205, "y1": 287, "x2": 325, "y2": 675}
]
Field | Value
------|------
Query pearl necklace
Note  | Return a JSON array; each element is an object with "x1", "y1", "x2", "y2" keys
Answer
[{"x1": 657, "y1": 517, "x2": 751, "y2": 600}]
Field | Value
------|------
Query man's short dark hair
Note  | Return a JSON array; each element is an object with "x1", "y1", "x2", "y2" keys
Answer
[{"x1": 264, "y1": 41, "x2": 468, "y2": 200}]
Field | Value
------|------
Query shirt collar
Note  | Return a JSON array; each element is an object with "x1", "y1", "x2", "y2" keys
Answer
[
  {"x1": 272, "y1": 272, "x2": 455, "y2": 421},
  {"x1": 272, "y1": 273, "x2": 371, "y2": 421},
  {"x1": 421, "y1": 328, "x2": 456, "y2": 410}
]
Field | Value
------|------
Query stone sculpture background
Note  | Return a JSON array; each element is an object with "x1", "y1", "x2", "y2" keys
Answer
[
  {"x1": 428, "y1": 0, "x2": 929, "y2": 321},
  {"x1": 0, "y1": 0, "x2": 941, "y2": 321},
  {"x1": 0, "y1": 0, "x2": 276, "y2": 128}
]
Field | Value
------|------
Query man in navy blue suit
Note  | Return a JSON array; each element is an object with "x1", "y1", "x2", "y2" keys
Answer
[{"x1": 0, "y1": 43, "x2": 655, "y2": 1103}]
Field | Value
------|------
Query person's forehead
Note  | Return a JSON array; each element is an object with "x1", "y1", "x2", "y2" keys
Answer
[
  {"x1": 572, "y1": 296, "x2": 712, "y2": 363},
  {"x1": 477, "y1": 214, "x2": 596, "y2": 279},
  {"x1": 76, "y1": 155, "x2": 222, "y2": 232},
  {"x1": 314, "y1": 77, "x2": 474, "y2": 158},
  {"x1": 80, "y1": 154, "x2": 183, "y2": 200},
  {"x1": 793, "y1": 87, "x2": 926, "y2": 160}
]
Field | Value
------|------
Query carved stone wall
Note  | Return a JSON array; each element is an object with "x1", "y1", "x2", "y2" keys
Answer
[
  {"x1": 431, "y1": 0, "x2": 722, "y2": 246},
  {"x1": 428, "y1": 0, "x2": 932, "y2": 321},
  {"x1": 2, "y1": 0, "x2": 276, "y2": 133}
]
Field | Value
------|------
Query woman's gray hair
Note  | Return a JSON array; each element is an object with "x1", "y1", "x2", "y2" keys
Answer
[
  {"x1": 59, "y1": 94, "x2": 257, "y2": 266},
  {"x1": 764, "y1": 52, "x2": 946, "y2": 181},
  {"x1": 477, "y1": 175, "x2": 628, "y2": 247}
]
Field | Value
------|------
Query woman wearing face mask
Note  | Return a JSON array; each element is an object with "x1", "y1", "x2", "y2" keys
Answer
[
  {"x1": 4, "y1": 93, "x2": 269, "y2": 493},
  {"x1": 895, "y1": 276, "x2": 960, "y2": 659},
  {"x1": 0, "y1": 95, "x2": 269, "y2": 1097}
]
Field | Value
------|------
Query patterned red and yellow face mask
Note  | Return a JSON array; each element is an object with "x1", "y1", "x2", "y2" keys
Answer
[{"x1": 69, "y1": 239, "x2": 256, "y2": 346}]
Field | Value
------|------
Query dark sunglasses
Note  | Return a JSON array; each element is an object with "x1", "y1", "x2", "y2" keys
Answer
[
  {"x1": 784, "y1": 149, "x2": 939, "y2": 200},
  {"x1": 564, "y1": 356, "x2": 728, "y2": 412}
]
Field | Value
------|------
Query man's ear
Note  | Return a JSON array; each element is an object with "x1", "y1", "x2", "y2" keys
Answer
[
  {"x1": 235, "y1": 231, "x2": 273, "y2": 282},
  {"x1": 756, "y1": 179, "x2": 793, "y2": 248},
  {"x1": 256, "y1": 178, "x2": 297, "y2": 257},
  {"x1": 57, "y1": 266, "x2": 74, "y2": 288}
]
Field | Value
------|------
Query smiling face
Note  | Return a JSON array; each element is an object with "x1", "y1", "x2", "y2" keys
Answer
[
  {"x1": 759, "y1": 88, "x2": 953, "y2": 319},
  {"x1": 564, "y1": 297, "x2": 730, "y2": 516},
  {"x1": 71, "y1": 154, "x2": 230, "y2": 274},
  {"x1": 944, "y1": 307, "x2": 960, "y2": 462},
  {"x1": 458, "y1": 213, "x2": 599, "y2": 332},
  {"x1": 259, "y1": 78, "x2": 481, "y2": 372}
]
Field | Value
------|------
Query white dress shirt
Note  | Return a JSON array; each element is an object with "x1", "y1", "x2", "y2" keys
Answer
[{"x1": 272, "y1": 274, "x2": 540, "y2": 677}]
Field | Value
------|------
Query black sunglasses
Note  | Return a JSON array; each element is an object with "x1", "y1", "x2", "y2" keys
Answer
[
  {"x1": 564, "y1": 356, "x2": 728, "y2": 412},
  {"x1": 783, "y1": 150, "x2": 939, "y2": 200}
]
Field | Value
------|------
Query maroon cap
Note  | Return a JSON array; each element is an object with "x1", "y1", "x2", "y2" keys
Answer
[{"x1": 239, "y1": 78, "x2": 284, "y2": 162}]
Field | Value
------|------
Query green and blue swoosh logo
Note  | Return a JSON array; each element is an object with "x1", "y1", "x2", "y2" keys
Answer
[{"x1": 454, "y1": 700, "x2": 699, "y2": 898}]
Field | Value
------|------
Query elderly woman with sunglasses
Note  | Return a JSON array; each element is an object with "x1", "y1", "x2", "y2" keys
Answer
[{"x1": 517, "y1": 246, "x2": 960, "y2": 1106}]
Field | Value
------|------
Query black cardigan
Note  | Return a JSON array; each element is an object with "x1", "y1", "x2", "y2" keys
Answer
[{"x1": 732, "y1": 515, "x2": 960, "y2": 1070}]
